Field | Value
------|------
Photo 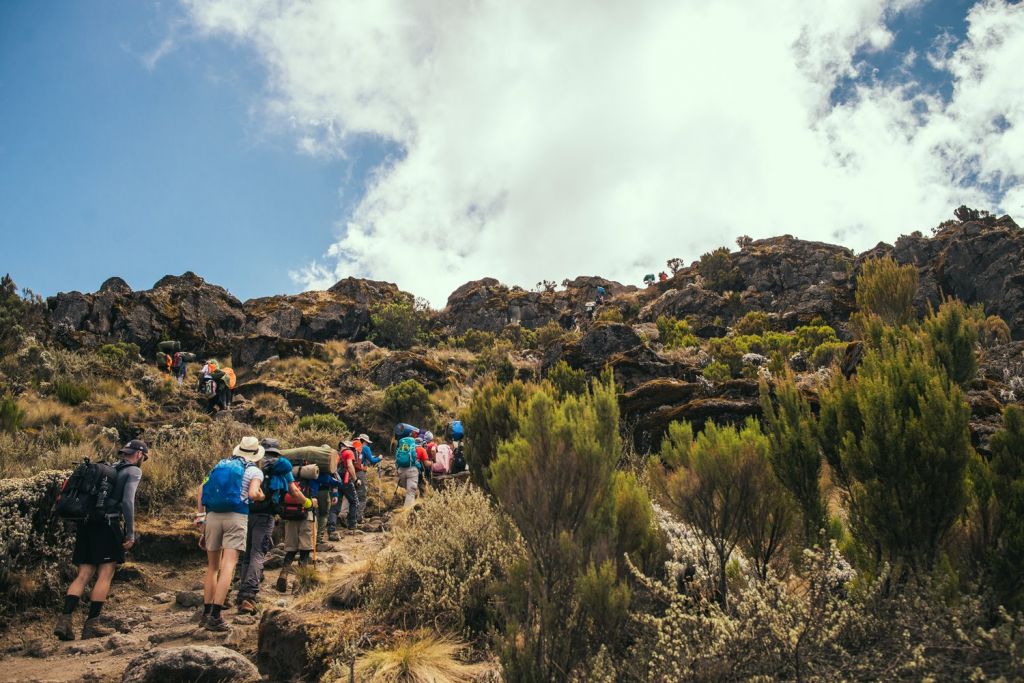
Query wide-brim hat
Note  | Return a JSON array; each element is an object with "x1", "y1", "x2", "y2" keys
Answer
[
  {"x1": 233, "y1": 436, "x2": 265, "y2": 462},
  {"x1": 260, "y1": 438, "x2": 283, "y2": 456},
  {"x1": 357, "y1": 433, "x2": 372, "y2": 444}
]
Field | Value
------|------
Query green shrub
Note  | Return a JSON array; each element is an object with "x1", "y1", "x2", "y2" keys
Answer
[
  {"x1": 369, "y1": 299, "x2": 423, "y2": 350},
  {"x1": 0, "y1": 274, "x2": 42, "y2": 357},
  {"x1": 501, "y1": 324, "x2": 538, "y2": 350},
  {"x1": 453, "y1": 328, "x2": 496, "y2": 352},
  {"x1": 95, "y1": 341, "x2": 141, "y2": 366},
  {"x1": 496, "y1": 357, "x2": 516, "y2": 384},
  {"x1": 382, "y1": 379, "x2": 433, "y2": 425},
  {"x1": 697, "y1": 247, "x2": 744, "y2": 293},
  {"x1": 367, "y1": 485, "x2": 523, "y2": 633},
  {"x1": 733, "y1": 310, "x2": 773, "y2": 336},
  {"x1": 987, "y1": 405, "x2": 1024, "y2": 611},
  {"x1": 855, "y1": 256, "x2": 919, "y2": 326},
  {"x1": 461, "y1": 379, "x2": 540, "y2": 488},
  {"x1": 0, "y1": 395, "x2": 24, "y2": 434},
  {"x1": 810, "y1": 341, "x2": 847, "y2": 368},
  {"x1": 819, "y1": 337, "x2": 972, "y2": 573},
  {"x1": 657, "y1": 316, "x2": 699, "y2": 349},
  {"x1": 546, "y1": 360, "x2": 587, "y2": 398},
  {"x1": 53, "y1": 378, "x2": 90, "y2": 406},
  {"x1": 702, "y1": 361, "x2": 732, "y2": 383},
  {"x1": 921, "y1": 298, "x2": 980, "y2": 386},
  {"x1": 595, "y1": 308, "x2": 623, "y2": 323},
  {"x1": 536, "y1": 321, "x2": 568, "y2": 351},
  {"x1": 297, "y1": 413, "x2": 349, "y2": 434}
]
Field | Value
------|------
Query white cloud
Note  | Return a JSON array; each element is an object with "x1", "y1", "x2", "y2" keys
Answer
[{"x1": 184, "y1": 0, "x2": 1024, "y2": 306}]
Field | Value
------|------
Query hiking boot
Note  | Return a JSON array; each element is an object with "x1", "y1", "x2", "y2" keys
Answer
[
  {"x1": 237, "y1": 599, "x2": 257, "y2": 615},
  {"x1": 275, "y1": 576, "x2": 288, "y2": 593},
  {"x1": 195, "y1": 610, "x2": 209, "y2": 628},
  {"x1": 54, "y1": 613, "x2": 75, "y2": 641},
  {"x1": 327, "y1": 531, "x2": 340, "y2": 542},
  {"x1": 204, "y1": 615, "x2": 230, "y2": 632},
  {"x1": 81, "y1": 618, "x2": 114, "y2": 640}
]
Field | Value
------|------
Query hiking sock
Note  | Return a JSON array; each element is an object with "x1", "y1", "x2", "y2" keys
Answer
[
  {"x1": 211, "y1": 604, "x2": 223, "y2": 620},
  {"x1": 62, "y1": 594, "x2": 80, "y2": 615},
  {"x1": 283, "y1": 551, "x2": 296, "y2": 567},
  {"x1": 87, "y1": 601, "x2": 104, "y2": 620},
  {"x1": 203, "y1": 604, "x2": 213, "y2": 616}
]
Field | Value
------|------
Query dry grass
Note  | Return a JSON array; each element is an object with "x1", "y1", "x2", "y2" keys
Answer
[
  {"x1": 293, "y1": 564, "x2": 326, "y2": 594},
  {"x1": 19, "y1": 396, "x2": 84, "y2": 430},
  {"x1": 355, "y1": 633, "x2": 490, "y2": 683},
  {"x1": 259, "y1": 356, "x2": 330, "y2": 381},
  {"x1": 292, "y1": 559, "x2": 371, "y2": 610}
]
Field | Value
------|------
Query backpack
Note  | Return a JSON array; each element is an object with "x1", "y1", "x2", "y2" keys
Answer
[
  {"x1": 432, "y1": 444, "x2": 453, "y2": 474},
  {"x1": 201, "y1": 457, "x2": 250, "y2": 513},
  {"x1": 281, "y1": 479, "x2": 312, "y2": 521},
  {"x1": 395, "y1": 437, "x2": 418, "y2": 468},
  {"x1": 222, "y1": 368, "x2": 236, "y2": 390},
  {"x1": 56, "y1": 459, "x2": 119, "y2": 521},
  {"x1": 250, "y1": 457, "x2": 292, "y2": 515},
  {"x1": 450, "y1": 420, "x2": 464, "y2": 441},
  {"x1": 171, "y1": 352, "x2": 182, "y2": 369},
  {"x1": 451, "y1": 444, "x2": 467, "y2": 474},
  {"x1": 394, "y1": 423, "x2": 420, "y2": 439}
]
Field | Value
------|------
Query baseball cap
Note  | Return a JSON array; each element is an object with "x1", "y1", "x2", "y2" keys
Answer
[{"x1": 119, "y1": 439, "x2": 149, "y2": 456}]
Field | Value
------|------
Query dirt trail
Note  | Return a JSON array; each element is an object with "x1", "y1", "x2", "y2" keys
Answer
[{"x1": 0, "y1": 515, "x2": 387, "y2": 683}]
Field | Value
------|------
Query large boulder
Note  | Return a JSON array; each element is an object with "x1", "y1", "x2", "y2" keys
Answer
[
  {"x1": 121, "y1": 645, "x2": 260, "y2": 683},
  {"x1": 257, "y1": 608, "x2": 324, "y2": 682},
  {"x1": 368, "y1": 351, "x2": 448, "y2": 390},
  {"x1": 232, "y1": 335, "x2": 328, "y2": 368}
]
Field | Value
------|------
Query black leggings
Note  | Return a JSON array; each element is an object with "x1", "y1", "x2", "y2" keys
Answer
[{"x1": 282, "y1": 550, "x2": 311, "y2": 567}]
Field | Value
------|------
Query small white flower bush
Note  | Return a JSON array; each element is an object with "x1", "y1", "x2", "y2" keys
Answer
[
  {"x1": 366, "y1": 484, "x2": 524, "y2": 634},
  {"x1": 0, "y1": 469, "x2": 74, "y2": 615}
]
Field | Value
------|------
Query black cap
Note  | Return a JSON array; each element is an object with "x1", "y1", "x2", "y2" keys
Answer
[
  {"x1": 260, "y1": 438, "x2": 282, "y2": 456},
  {"x1": 119, "y1": 439, "x2": 149, "y2": 455}
]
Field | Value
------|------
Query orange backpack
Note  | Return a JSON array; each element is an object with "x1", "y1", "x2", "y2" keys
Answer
[{"x1": 222, "y1": 367, "x2": 236, "y2": 390}]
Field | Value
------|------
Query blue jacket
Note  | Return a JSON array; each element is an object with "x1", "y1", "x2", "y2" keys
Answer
[{"x1": 361, "y1": 444, "x2": 381, "y2": 467}]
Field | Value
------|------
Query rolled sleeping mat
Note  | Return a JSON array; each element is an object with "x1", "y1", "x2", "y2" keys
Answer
[
  {"x1": 293, "y1": 464, "x2": 320, "y2": 480},
  {"x1": 157, "y1": 340, "x2": 182, "y2": 354},
  {"x1": 179, "y1": 352, "x2": 197, "y2": 362},
  {"x1": 282, "y1": 444, "x2": 338, "y2": 474}
]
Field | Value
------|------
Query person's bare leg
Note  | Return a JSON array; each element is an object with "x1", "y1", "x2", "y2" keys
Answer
[
  {"x1": 89, "y1": 563, "x2": 117, "y2": 603},
  {"x1": 67, "y1": 564, "x2": 96, "y2": 597},
  {"x1": 204, "y1": 550, "x2": 222, "y2": 605},
  {"x1": 213, "y1": 548, "x2": 239, "y2": 607}
]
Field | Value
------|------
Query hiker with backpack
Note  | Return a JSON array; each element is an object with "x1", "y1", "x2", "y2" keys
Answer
[
  {"x1": 235, "y1": 438, "x2": 307, "y2": 615},
  {"x1": 196, "y1": 436, "x2": 266, "y2": 631},
  {"x1": 54, "y1": 439, "x2": 149, "y2": 641},
  {"x1": 210, "y1": 365, "x2": 236, "y2": 411},
  {"x1": 315, "y1": 467, "x2": 341, "y2": 547},
  {"x1": 275, "y1": 464, "x2": 319, "y2": 593},
  {"x1": 354, "y1": 432, "x2": 380, "y2": 523},
  {"x1": 336, "y1": 439, "x2": 361, "y2": 532},
  {"x1": 394, "y1": 435, "x2": 429, "y2": 507}
]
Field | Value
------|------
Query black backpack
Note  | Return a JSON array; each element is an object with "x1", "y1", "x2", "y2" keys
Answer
[
  {"x1": 451, "y1": 444, "x2": 467, "y2": 474},
  {"x1": 56, "y1": 459, "x2": 120, "y2": 521},
  {"x1": 249, "y1": 458, "x2": 284, "y2": 516}
]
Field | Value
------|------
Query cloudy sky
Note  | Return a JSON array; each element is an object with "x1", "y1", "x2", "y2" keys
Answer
[{"x1": 2, "y1": 0, "x2": 1022, "y2": 305}]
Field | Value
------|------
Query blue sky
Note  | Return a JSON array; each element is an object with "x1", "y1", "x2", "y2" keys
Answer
[
  {"x1": 2, "y1": 1, "x2": 1021, "y2": 305},
  {"x1": 0, "y1": 0, "x2": 389, "y2": 301}
]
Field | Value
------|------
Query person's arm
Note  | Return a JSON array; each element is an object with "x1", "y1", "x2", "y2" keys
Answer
[
  {"x1": 364, "y1": 445, "x2": 381, "y2": 466},
  {"x1": 248, "y1": 475, "x2": 265, "y2": 502},
  {"x1": 120, "y1": 468, "x2": 142, "y2": 547},
  {"x1": 288, "y1": 481, "x2": 308, "y2": 504},
  {"x1": 194, "y1": 482, "x2": 206, "y2": 526},
  {"x1": 347, "y1": 456, "x2": 358, "y2": 486}
]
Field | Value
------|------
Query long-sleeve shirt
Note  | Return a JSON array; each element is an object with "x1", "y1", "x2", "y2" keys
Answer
[
  {"x1": 361, "y1": 444, "x2": 381, "y2": 467},
  {"x1": 110, "y1": 462, "x2": 142, "y2": 541}
]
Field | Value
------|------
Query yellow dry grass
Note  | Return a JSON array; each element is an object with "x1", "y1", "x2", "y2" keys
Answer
[
  {"x1": 355, "y1": 633, "x2": 489, "y2": 683},
  {"x1": 18, "y1": 396, "x2": 84, "y2": 429}
]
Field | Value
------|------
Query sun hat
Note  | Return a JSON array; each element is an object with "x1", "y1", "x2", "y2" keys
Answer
[
  {"x1": 233, "y1": 436, "x2": 265, "y2": 462},
  {"x1": 357, "y1": 433, "x2": 372, "y2": 444},
  {"x1": 260, "y1": 438, "x2": 283, "y2": 457}
]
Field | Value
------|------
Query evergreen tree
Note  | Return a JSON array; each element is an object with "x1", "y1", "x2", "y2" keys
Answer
[
  {"x1": 921, "y1": 298, "x2": 980, "y2": 387},
  {"x1": 462, "y1": 379, "x2": 538, "y2": 489},
  {"x1": 988, "y1": 406, "x2": 1024, "y2": 611},
  {"x1": 819, "y1": 338, "x2": 972, "y2": 573},
  {"x1": 760, "y1": 373, "x2": 826, "y2": 544}
]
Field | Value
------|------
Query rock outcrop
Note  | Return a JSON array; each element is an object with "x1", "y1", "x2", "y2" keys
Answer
[{"x1": 122, "y1": 645, "x2": 260, "y2": 683}]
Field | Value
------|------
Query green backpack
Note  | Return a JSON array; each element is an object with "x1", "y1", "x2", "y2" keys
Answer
[{"x1": 395, "y1": 437, "x2": 417, "y2": 468}]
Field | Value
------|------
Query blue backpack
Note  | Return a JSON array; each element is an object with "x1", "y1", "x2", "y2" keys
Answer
[
  {"x1": 395, "y1": 437, "x2": 418, "y2": 468},
  {"x1": 450, "y1": 420, "x2": 465, "y2": 441},
  {"x1": 202, "y1": 457, "x2": 249, "y2": 513},
  {"x1": 394, "y1": 423, "x2": 420, "y2": 439},
  {"x1": 250, "y1": 457, "x2": 293, "y2": 515}
]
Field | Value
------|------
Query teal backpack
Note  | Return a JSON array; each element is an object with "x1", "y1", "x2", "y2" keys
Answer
[{"x1": 395, "y1": 437, "x2": 417, "y2": 468}]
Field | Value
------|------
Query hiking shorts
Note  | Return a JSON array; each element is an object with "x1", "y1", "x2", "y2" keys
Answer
[
  {"x1": 72, "y1": 517, "x2": 125, "y2": 566},
  {"x1": 204, "y1": 512, "x2": 248, "y2": 552},
  {"x1": 283, "y1": 518, "x2": 315, "y2": 552}
]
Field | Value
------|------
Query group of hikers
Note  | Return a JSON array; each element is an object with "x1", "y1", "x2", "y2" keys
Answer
[
  {"x1": 52, "y1": 420, "x2": 467, "y2": 639},
  {"x1": 155, "y1": 340, "x2": 236, "y2": 412}
]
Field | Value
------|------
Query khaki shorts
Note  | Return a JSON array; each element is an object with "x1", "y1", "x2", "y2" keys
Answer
[
  {"x1": 205, "y1": 512, "x2": 248, "y2": 552},
  {"x1": 283, "y1": 517, "x2": 315, "y2": 552}
]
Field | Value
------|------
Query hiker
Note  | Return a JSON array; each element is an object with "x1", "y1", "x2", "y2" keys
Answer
[
  {"x1": 644, "y1": 273, "x2": 656, "y2": 286},
  {"x1": 394, "y1": 435, "x2": 422, "y2": 508},
  {"x1": 354, "y1": 432, "x2": 380, "y2": 523},
  {"x1": 596, "y1": 285, "x2": 607, "y2": 304},
  {"x1": 210, "y1": 365, "x2": 236, "y2": 411},
  {"x1": 196, "y1": 436, "x2": 266, "y2": 631},
  {"x1": 235, "y1": 438, "x2": 306, "y2": 615},
  {"x1": 315, "y1": 467, "x2": 340, "y2": 547},
  {"x1": 54, "y1": 439, "x2": 148, "y2": 641},
  {"x1": 335, "y1": 439, "x2": 361, "y2": 532},
  {"x1": 275, "y1": 467, "x2": 318, "y2": 594},
  {"x1": 170, "y1": 351, "x2": 192, "y2": 386},
  {"x1": 659, "y1": 271, "x2": 669, "y2": 282},
  {"x1": 431, "y1": 437, "x2": 454, "y2": 476}
]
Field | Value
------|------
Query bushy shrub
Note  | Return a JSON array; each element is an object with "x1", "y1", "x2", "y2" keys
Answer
[
  {"x1": 855, "y1": 256, "x2": 918, "y2": 326},
  {"x1": 501, "y1": 324, "x2": 538, "y2": 349},
  {"x1": 810, "y1": 340, "x2": 846, "y2": 368},
  {"x1": 297, "y1": 413, "x2": 348, "y2": 434},
  {"x1": 733, "y1": 310, "x2": 773, "y2": 336},
  {"x1": 95, "y1": 341, "x2": 141, "y2": 366},
  {"x1": 657, "y1": 316, "x2": 699, "y2": 349},
  {"x1": 53, "y1": 377, "x2": 90, "y2": 406},
  {"x1": 461, "y1": 379, "x2": 539, "y2": 488},
  {"x1": 0, "y1": 394, "x2": 24, "y2": 433},
  {"x1": 0, "y1": 471, "x2": 75, "y2": 618},
  {"x1": 702, "y1": 360, "x2": 732, "y2": 383},
  {"x1": 475, "y1": 338, "x2": 514, "y2": 376},
  {"x1": 987, "y1": 405, "x2": 1024, "y2": 611},
  {"x1": 546, "y1": 360, "x2": 588, "y2": 398},
  {"x1": 535, "y1": 320, "x2": 568, "y2": 351},
  {"x1": 921, "y1": 298, "x2": 979, "y2": 386},
  {"x1": 697, "y1": 247, "x2": 744, "y2": 292},
  {"x1": 453, "y1": 328, "x2": 496, "y2": 352},
  {"x1": 820, "y1": 337, "x2": 972, "y2": 572},
  {"x1": 594, "y1": 307, "x2": 623, "y2": 323},
  {"x1": 369, "y1": 299, "x2": 423, "y2": 350},
  {"x1": 0, "y1": 274, "x2": 42, "y2": 357},
  {"x1": 353, "y1": 634, "x2": 489, "y2": 683},
  {"x1": 367, "y1": 485, "x2": 523, "y2": 633},
  {"x1": 382, "y1": 379, "x2": 433, "y2": 425}
]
